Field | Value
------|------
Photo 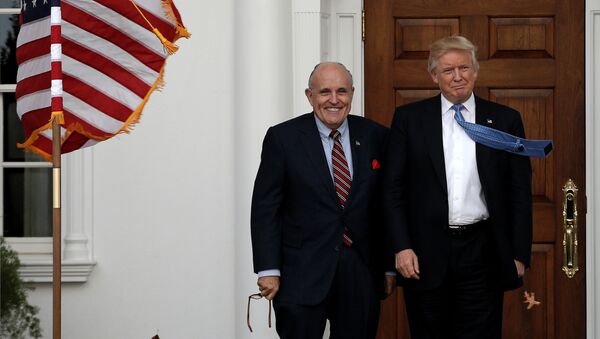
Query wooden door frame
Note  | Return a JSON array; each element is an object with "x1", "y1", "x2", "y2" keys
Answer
[
  {"x1": 360, "y1": 0, "x2": 598, "y2": 336},
  {"x1": 586, "y1": 1, "x2": 600, "y2": 337}
]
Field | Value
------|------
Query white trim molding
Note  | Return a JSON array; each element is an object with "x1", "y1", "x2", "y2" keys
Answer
[
  {"x1": 11, "y1": 237, "x2": 94, "y2": 282},
  {"x1": 586, "y1": 4, "x2": 600, "y2": 339},
  {"x1": 7, "y1": 149, "x2": 96, "y2": 283}
]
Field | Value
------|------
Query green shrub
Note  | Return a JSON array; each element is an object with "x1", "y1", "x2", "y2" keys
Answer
[{"x1": 0, "y1": 237, "x2": 42, "y2": 339}]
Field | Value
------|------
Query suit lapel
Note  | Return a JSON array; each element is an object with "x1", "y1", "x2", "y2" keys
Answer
[
  {"x1": 346, "y1": 116, "x2": 364, "y2": 208},
  {"x1": 422, "y1": 95, "x2": 448, "y2": 192},
  {"x1": 474, "y1": 96, "x2": 494, "y2": 180},
  {"x1": 298, "y1": 113, "x2": 340, "y2": 206}
]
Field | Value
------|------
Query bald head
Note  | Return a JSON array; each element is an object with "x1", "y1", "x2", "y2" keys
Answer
[{"x1": 307, "y1": 62, "x2": 354, "y2": 89}]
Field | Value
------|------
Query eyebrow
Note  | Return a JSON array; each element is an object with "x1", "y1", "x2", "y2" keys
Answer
[
  {"x1": 318, "y1": 87, "x2": 349, "y2": 93},
  {"x1": 441, "y1": 64, "x2": 469, "y2": 71}
]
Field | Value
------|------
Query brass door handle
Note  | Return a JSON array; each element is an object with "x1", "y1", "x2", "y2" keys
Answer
[{"x1": 562, "y1": 179, "x2": 579, "y2": 278}]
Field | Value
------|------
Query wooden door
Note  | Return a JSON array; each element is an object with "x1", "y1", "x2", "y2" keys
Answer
[{"x1": 364, "y1": 1, "x2": 585, "y2": 338}]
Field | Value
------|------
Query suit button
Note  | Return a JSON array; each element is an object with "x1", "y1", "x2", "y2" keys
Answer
[{"x1": 334, "y1": 245, "x2": 340, "y2": 252}]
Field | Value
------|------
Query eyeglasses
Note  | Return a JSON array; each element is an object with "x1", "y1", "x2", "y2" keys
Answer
[{"x1": 246, "y1": 293, "x2": 272, "y2": 333}]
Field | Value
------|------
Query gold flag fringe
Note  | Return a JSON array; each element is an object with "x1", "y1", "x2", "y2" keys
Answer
[
  {"x1": 161, "y1": 0, "x2": 191, "y2": 40},
  {"x1": 17, "y1": 65, "x2": 168, "y2": 161},
  {"x1": 129, "y1": 0, "x2": 190, "y2": 55},
  {"x1": 51, "y1": 110, "x2": 65, "y2": 125},
  {"x1": 17, "y1": 1, "x2": 190, "y2": 160}
]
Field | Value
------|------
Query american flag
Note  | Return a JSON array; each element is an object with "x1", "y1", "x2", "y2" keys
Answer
[{"x1": 16, "y1": 0, "x2": 188, "y2": 160}]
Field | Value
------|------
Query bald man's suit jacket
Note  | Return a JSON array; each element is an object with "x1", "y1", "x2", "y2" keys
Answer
[
  {"x1": 251, "y1": 112, "x2": 388, "y2": 305},
  {"x1": 383, "y1": 94, "x2": 533, "y2": 291}
]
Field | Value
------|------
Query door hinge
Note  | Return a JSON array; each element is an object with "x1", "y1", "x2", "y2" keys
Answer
[{"x1": 362, "y1": 9, "x2": 365, "y2": 42}]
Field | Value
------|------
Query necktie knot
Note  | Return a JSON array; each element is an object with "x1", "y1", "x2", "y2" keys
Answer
[
  {"x1": 330, "y1": 130, "x2": 341, "y2": 140},
  {"x1": 451, "y1": 104, "x2": 466, "y2": 123},
  {"x1": 451, "y1": 104, "x2": 464, "y2": 114}
]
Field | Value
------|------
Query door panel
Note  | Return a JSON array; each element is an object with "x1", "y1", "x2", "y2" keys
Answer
[{"x1": 365, "y1": 1, "x2": 585, "y2": 338}]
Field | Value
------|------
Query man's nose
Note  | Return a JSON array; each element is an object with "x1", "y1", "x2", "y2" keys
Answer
[
  {"x1": 330, "y1": 92, "x2": 339, "y2": 103},
  {"x1": 452, "y1": 68, "x2": 462, "y2": 80}
]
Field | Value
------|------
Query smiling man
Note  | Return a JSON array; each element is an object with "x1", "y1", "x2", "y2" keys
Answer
[
  {"x1": 251, "y1": 62, "x2": 394, "y2": 339},
  {"x1": 383, "y1": 36, "x2": 533, "y2": 338}
]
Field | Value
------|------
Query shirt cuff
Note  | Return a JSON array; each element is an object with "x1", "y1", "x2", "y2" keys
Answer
[
  {"x1": 258, "y1": 269, "x2": 281, "y2": 278},
  {"x1": 385, "y1": 271, "x2": 397, "y2": 276}
]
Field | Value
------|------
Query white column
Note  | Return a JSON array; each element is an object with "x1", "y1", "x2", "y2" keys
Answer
[
  {"x1": 292, "y1": 0, "x2": 327, "y2": 116},
  {"x1": 327, "y1": 0, "x2": 364, "y2": 116},
  {"x1": 234, "y1": 1, "x2": 293, "y2": 338},
  {"x1": 586, "y1": 2, "x2": 600, "y2": 338},
  {"x1": 62, "y1": 149, "x2": 93, "y2": 262}
]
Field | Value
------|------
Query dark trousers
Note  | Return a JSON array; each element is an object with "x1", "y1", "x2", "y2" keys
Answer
[
  {"x1": 404, "y1": 226, "x2": 504, "y2": 339},
  {"x1": 273, "y1": 247, "x2": 380, "y2": 339}
]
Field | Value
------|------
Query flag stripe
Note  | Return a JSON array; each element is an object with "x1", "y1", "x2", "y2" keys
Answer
[
  {"x1": 16, "y1": 72, "x2": 51, "y2": 99},
  {"x1": 95, "y1": 0, "x2": 178, "y2": 40},
  {"x1": 20, "y1": 107, "x2": 51, "y2": 135},
  {"x1": 61, "y1": 131, "x2": 94, "y2": 153},
  {"x1": 16, "y1": 16, "x2": 50, "y2": 48},
  {"x1": 16, "y1": 54, "x2": 51, "y2": 83},
  {"x1": 62, "y1": 74, "x2": 135, "y2": 122},
  {"x1": 61, "y1": 20, "x2": 158, "y2": 85},
  {"x1": 62, "y1": 38, "x2": 152, "y2": 97},
  {"x1": 50, "y1": 2, "x2": 63, "y2": 113},
  {"x1": 63, "y1": 108, "x2": 117, "y2": 137},
  {"x1": 63, "y1": 54, "x2": 142, "y2": 108},
  {"x1": 30, "y1": 134, "x2": 53, "y2": 154},
  {"x1": 50, "y1": 24, "x2": 61, "y2": 44},
  {"x1": 16, "y1": 89, "x2": 51, "y2": 118},
  {"x1": 50, "y1": 62, "x2": 62, "y2": 82},
  {"x1": 16, "y1": 36, "x2": 50, "y2": 64},
  {"x1": 62, "y1": 0, "x2": 168, "y2": 59},
  {"x1": 63, "y1": 92, "x2": 127, "y2": 134},
  {"x1": 61, "y1": 3, "x2": 164, "y2": 72}
]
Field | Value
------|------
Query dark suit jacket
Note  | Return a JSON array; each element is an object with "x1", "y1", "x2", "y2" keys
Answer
[
  {"x1": 383, "y1": 95, "x2": 533, "y2": 291},
  {"x1": 251, "y1": 112, "x2": 388, "y2": 305}
]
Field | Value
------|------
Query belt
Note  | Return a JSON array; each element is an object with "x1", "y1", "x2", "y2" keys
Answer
[{"x1": 448, "y1": 219, "x2": 488, "y2": 236}]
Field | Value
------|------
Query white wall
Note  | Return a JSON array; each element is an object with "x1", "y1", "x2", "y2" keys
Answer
[{"x1": 234, "y1": 1, "x2": 293, "y2": 339}]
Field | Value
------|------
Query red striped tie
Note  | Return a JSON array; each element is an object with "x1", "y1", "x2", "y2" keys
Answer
[{"x1": 330, "y1": 130, "x2": 353, "y2": 247}]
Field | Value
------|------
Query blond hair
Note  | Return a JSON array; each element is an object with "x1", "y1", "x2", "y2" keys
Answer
[{"x1": 428, "y1": 36, "x2": 479, "y2": 72}]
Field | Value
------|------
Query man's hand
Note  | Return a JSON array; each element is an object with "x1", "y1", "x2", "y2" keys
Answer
[
  {"x1": 514, "y1": 259, "x2": 525, "y2": 278},
  {"x1": 395, "y1": 249, "x2": 420, "y2": 279},
  {"x1": 384, "y1": 274, "x2": 396, "y2": 297},
  {"x1": 257, "y1": 276, "x2": 280, "y2": 300}
]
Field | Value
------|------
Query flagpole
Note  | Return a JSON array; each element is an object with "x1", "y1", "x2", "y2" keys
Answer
[{"x1": 52, "y1": 116, "x2": 61, "y2": 339}]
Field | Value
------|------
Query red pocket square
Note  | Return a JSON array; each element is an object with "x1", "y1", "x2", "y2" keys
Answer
[{"x1": 372, "y1": 159, "x2": 381, "y2": 170}]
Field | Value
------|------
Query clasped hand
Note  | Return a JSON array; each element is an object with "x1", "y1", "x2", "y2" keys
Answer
[{"x1": 395, "y1": 249, "x2": 420, "y2": 279}]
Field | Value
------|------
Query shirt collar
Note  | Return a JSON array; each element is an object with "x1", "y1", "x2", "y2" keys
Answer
[
  {"x1": 314, "y1": 114, "x2": 349, "y2": 140},
  {"x1": 441, "y1": 93, "x2": 476, "y2": 117}
]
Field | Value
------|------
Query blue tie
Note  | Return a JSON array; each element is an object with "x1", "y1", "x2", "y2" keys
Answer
[{"x1": 451, "y1": 104, "x2": 553, "y2": 158}]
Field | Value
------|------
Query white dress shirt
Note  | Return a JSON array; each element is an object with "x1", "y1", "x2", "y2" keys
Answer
[{"x1": 441, "y1": 94, "x2": 489, "y2": 225}]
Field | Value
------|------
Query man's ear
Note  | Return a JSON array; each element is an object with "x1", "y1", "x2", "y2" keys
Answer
[
  {"x1": 305, "y1": 88, "x2": 313, "y2": 102},
  {"x1": 430, "y1": 71, "x2": 439, "y2": 84}
]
